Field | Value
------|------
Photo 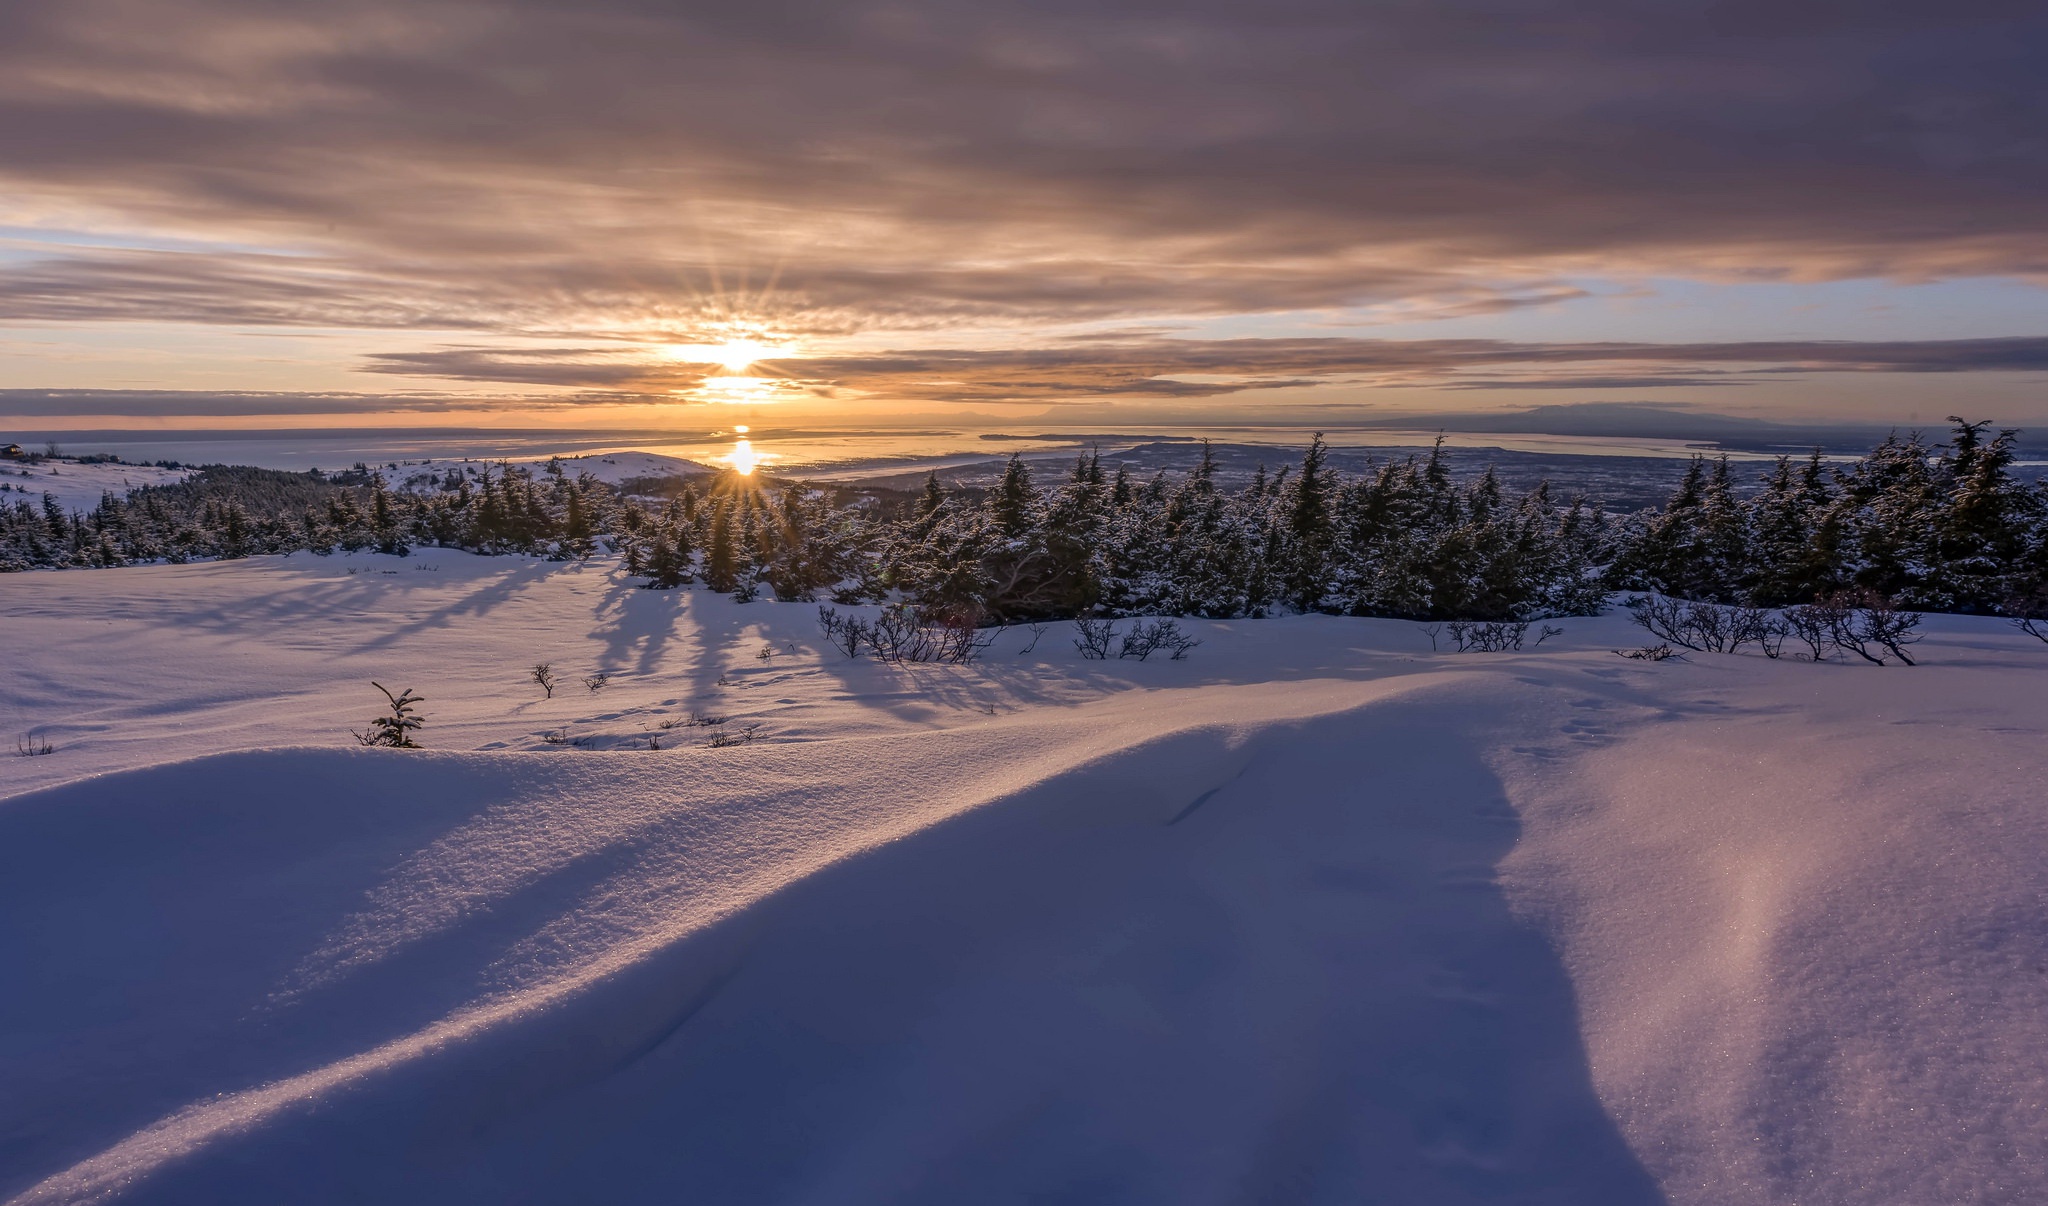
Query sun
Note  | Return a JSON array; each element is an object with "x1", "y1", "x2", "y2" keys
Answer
[{"x1": 708, "y1": 338, "x2": 778, "y2": 373}]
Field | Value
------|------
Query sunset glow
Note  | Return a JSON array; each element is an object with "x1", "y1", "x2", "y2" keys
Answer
[
  {"x1": 698, "y1": 375, "x2": 785, "y2": 406},
  {"x1": 0, "y1": 2, "x2": 2041, "y2": 431},
  {"x1": 666, "y1": 339, "x2": 789, "y2": 375},
  {"x1": 4, "y1": 6, "x2": 2043, "y2": 1200}
]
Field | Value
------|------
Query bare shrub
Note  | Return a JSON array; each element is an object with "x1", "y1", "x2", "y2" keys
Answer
[
  {"x1": 1624, "y1": 595, "x2": 1695, "y2": 649},
  {"x1": 353, "y1": 682, "x2": 423, "y2": 748},
  {"x1": 1420, "y1": 623, "x2": 1442, "y2": 652},
  {"x1": 1534, "y1": 624, "x2": 1566, "y2": 647},
  {"x1": 929, "y1": 610, "x2": 1001, "y2": 664},
  {"x1": 706, "y1": 721, "x2": 764, "y2": 748},
  {"x1": 1445, "y1": 620, "x2": 1530, "y2": 652},
  {"x1": 2007, "y1": 593, "x2": 2048, "y2": 647},
  {"x1": 1119, "y1": 618, "x2": 1202, "y2": 661},
  {"x1": 1074, "y1": 615, "x2": 1120, "y2": 659},
  {"x1": 582, "y1": 672, "x2": 610, "y2": 694},
  {"x1": 530, "y1": 663, "x2": 557, "y2": 698},
  {"x1": 1018, "y1": 622, "x2": 1050, "y2": 655},
  {"x1": 1851, "y1": 592, "x2": 1923, "y2": 666},
  {"x1": 818, "y1": 606, "x2": 868, "y2": 658},
  {"x1": 15, "y1": 732, "x2": 55, "y2": 757},
  {"x1": 1728, "y1": 606, "x2": 1788, "y2": 658},
  {"x1": 1791, "y1": 590, "x2": 1923, "y2": 666},
  {"x1": 867, "y1": 605, "x2": 921, "y2": 660},
  {"x1": 1685, "y1": 603, "x2": 1732, "y2": 652},
  {"x1": 1614, "y1": 644, "x2": 1681, "y2": 661},
  {"x1": 1783, "y1": 602, "x2": 1839, "y2": 661},
  {"x1": 864, "y1": 603, "x2": 995, "y2": 664},
  {"x1": 1624, "y1": 595, "x2": 1743, "y2": 653}
]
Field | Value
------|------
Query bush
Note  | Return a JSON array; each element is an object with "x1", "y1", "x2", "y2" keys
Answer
[
  {"x1": 1074, "y1": 615, "x2": 1119, "y2": 660},
  {"x1": 1119, "y1": 618, "x2": 1202, "y2": 661},
  {"x1": 1614, "y1": 644, "x2": 1681, "y2": 662},
  {"x1": 1443, "y1": 619, "x2": 1557, "y2": 653},
  {"x1": 354, "y1": 682, "x2": 423, "y2": 748},
  {"x1": 820, "y1": 603, "x2": 993, "y2": 664}
]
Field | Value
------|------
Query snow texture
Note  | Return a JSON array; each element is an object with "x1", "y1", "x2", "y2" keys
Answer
[
  {"x1": 0, "y1": 460, "x2": 190, "y2": 512},
  {"x1": 2, "y1": 550, "x2": 2044, "y2": 1204}
]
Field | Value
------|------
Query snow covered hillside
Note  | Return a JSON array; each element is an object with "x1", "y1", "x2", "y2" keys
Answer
[
  {"x1": 0, "y1": 459, "x2": 191, "y2": 512},
  {"x1": 389, "y1": 450, "x2": 713, "y2": 494},
  {"x1": 2, "y1": 551, "x2": 2044, "y2": 1204}
]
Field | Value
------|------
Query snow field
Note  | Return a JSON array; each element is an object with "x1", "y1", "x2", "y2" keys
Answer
[
  {"x1": 2, "y1": 550, "x2": 2045, "y2": 1203},
  {"x1": 0, "y1": 460, "x2": 191, "y2": 513}
]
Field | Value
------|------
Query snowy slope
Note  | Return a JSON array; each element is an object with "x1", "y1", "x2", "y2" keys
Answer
[
  {"x1": 389, "y1": 450, "x2": 712, "y2": 493},
  {"x1": 523, "y1": 450, "x2": 714, "y2": 483},
  {"x1": 0, "y1": 460, "x2": 191, "y2": 512},
  {"x1": 2, "y1": 553, "x2": 2045, "y2": 1204}
]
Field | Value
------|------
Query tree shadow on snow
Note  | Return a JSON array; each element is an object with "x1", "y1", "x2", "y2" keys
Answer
[
  {"x1": 1, "y1": 697, "x2": 1671, "y2": 1206},
  {"x1": 458, "y1": 696, "x2": 1671, "y2": 1205}
]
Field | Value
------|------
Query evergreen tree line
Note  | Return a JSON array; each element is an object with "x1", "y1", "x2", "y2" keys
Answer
[
  {"x1": 1604, "y1": 418, "x2": 2045, "y2": 614},
  {"x1": 4, "y1": 419, "x2": 2043, "y2": 621}
]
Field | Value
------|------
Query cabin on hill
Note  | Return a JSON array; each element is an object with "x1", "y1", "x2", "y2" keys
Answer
[{"x1": 0, "y1": 444, "x2": 24, "y2": 459}]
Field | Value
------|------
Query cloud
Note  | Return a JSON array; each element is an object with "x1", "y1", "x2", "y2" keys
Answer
[
  {"x1": 0, "y1": 0, "x2": 2044, "y2": 349},
  {"x1": 0, "y1": 388, "x2": 599, "y2": 418},
  {"x1": 352, "y1": 334, "x2": 2048, "y2": 403}
]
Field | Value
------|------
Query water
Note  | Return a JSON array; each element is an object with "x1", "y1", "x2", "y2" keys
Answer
[{"x1": 15, "y1": 423, "x2": 1840, "y2": 475}]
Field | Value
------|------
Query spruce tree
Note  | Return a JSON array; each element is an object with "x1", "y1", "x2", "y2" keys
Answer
[{"x1": 704, "y1": 499, "x2": 739, "y2": 592}]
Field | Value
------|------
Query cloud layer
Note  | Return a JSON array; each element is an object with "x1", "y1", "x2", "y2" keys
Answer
[
  {"x1": 1, "y1": 0, "x2": 2045, "y2": 411},
  {"x1": 362, "y1": 335, "x2": 2048, "y2": 403}
]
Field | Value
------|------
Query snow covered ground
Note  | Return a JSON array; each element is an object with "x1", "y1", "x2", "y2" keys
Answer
[
  {"x1": 389, "y1": 450, "x2": 714, "y2": 493},
  {"x1": 2, "y1": 551, "x2": 2044, "y2": 1204},
  {"x1": 0, "y1": 460, "x2": 191, "y2": 512}
]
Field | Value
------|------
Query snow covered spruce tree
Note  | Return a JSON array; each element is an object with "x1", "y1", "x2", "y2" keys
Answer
[{"x1": 1606, "y1": 417, "x2": 2045, "y2": 613}]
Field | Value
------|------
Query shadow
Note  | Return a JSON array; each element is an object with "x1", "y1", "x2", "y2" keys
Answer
[
  {"x1": 119, "y1": 552, "x2": 577, "y2": 656},
  {"x1": 457, "y1": 696, "x2": 1668, "y2": 1204},
  {"x1": 0, "y1": 750, "x2": 581, "y2": 1199},
  {"x1": 589, "y1": 576, "x2": 691, "y2": 677},
  {"x1": 348, "y1": 559, "x2": 581, "y2": 654},
  {"x1": 1, "y1": 696, "x2": 1668, "y2": 1205}
]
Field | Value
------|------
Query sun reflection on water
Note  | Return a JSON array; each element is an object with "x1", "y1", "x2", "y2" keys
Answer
[{"x1": 723, "y1": 434, "x2": 766, "y2": 476}]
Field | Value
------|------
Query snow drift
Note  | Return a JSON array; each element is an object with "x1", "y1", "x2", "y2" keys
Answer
[{"x1": 2, "y1": 553, "x2": 2044, "y2": 1203}]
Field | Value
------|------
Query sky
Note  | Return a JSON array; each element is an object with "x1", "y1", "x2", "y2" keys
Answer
[{"x1": 3, "y1": 0, "x2": 2048, "y2": 434}]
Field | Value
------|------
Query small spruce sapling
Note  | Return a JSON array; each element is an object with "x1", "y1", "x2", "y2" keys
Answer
[{"x1": 355, "y1": 682, "x2": 423, "y2": 748}]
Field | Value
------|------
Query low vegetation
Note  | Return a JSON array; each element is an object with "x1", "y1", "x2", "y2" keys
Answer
[{"x1": 353, "y1": 683, "x2": 424, "y2": 748}]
